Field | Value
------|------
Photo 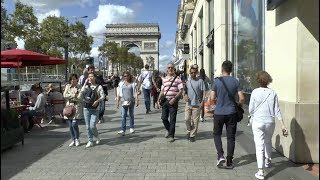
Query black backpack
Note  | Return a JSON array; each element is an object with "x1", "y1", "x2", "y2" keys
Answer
[{"x1": 84, "y1": 85, "x2": 100, "y2": 109}]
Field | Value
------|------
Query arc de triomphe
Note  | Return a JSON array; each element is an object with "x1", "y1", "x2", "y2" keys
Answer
[{"x1": 104, "y1": 23, "x2": 161, "y2": 71}]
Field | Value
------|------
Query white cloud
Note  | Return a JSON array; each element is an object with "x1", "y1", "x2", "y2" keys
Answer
[
  {"x1": 159, "y1": 55, "x2": 175, "y2": 72},
  {"x1": 87, "y1": 4, "x2": 135, "y2": 37},
  {"x1": 37, "y1": 9, "x2": 61, "y2": 23},
  {"x1": 14, "y1": 37, "x2": 25, "y2": 49},
  {"x1": 16, "y1": 0, "x2": 93, "y2": 13},
  {"x1": 160, "y1": 40, "x2": 175, "y2": 50},
  {"x1": 128, "y1": 47, "x2": 140, "y2": 56}
]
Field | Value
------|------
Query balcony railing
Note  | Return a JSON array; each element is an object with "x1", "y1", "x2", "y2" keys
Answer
[
  {"x1": 199, "y1": 42, "x2": 204, "y2": 55},
  {"x1": 206, "y1": 28, "x2": 214, "y2": 48}
]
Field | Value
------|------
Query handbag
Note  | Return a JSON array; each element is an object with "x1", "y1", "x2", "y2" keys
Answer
[
  {"x1": 247, "y1": 91, "x2": 272, "y2": 126},
  {"x1": 218, "y1": 77, "x2": 244, "y2": 122},
  {"x1": 63, "y1": 105, "x2": 76, "y2": 118},
  {"x1": 159, "y1": 76, "x2": 177, "y2": 106}
]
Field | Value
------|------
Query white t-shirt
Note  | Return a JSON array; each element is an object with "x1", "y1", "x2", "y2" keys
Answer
[{"x1": 139, "y1": 70, "x2": 153, "y2": 89}]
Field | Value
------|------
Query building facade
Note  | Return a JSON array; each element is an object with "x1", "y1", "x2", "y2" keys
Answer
[{"x1": 175, "y1": 0, "x2": 319, "y2": 163}]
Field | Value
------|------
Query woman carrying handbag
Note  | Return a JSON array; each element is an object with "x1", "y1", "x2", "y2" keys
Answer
[
  {"x1": 116, "y1": 71, "x2": 139, "y2": 136},
  {"x1": 63, "y1": 74, "x2": 83, "y2": 147},
  {"x1": 249, "y1": 71, "x2": 288, "y2": 180}
]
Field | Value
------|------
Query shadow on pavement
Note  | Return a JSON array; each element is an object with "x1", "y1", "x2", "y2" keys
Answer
[
  {"x1": 100, "y1": 134, "x2": 157, "y2": 146},
  {"x1": 98, "y1": 124, "x2": 151, "y2": 135},
  {"x1": 1, "y1": 125, "x2": 70, "y2": 180}
]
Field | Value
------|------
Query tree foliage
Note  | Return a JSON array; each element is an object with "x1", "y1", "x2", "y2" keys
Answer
[{"x1": 5, "y1": 1, "x2": 39, "y2": 41}]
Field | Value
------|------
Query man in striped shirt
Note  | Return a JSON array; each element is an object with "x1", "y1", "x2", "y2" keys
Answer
[{"x1": 157, "y1": 63, "x2": 183, "y2": 142}]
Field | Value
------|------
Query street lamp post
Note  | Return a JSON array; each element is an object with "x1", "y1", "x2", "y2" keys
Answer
[{"x1": 64, "y1": 15, "x2": 88, "y2": 82}]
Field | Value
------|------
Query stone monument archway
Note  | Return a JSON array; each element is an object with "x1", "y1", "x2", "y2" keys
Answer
[{"x1": 104, "y1": 23, "x2": 161, "y2": 71}]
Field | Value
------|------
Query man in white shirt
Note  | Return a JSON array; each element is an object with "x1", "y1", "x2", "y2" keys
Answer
[{"x1": 137, "y1": 64, "x2": 157, "y2": 114}]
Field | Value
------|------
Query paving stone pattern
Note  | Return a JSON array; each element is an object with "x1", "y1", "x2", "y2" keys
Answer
[{"x1": 1, "y1": 92, "x2": 317, "y2": 180}]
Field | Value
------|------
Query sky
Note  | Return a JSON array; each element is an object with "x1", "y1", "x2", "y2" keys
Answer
[{"x1": 3, "y1": 0, "x2": 180, "y2": 72}]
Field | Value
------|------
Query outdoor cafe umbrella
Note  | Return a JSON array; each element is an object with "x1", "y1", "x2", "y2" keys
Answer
[
  {"x1": 1, "y1": 49, "x2": 50, "y2": 61},
  {"x1": 1, "y1": 49, "x2": 65, "y2": 102}
]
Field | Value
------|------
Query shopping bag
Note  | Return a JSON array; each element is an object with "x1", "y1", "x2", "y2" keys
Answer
[{"x1": 204, "y1": 98, "x2": 215, "y2": 114}]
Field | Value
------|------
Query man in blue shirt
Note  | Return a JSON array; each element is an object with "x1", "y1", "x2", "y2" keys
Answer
[{"x1": 210, "y1": 60, "x2": 245, "y2": 169}]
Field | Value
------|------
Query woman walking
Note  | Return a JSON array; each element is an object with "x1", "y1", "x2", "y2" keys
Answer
[
  {"x1": 152, "y1": 71, "x2": 162, "y2": 109},
  {"x1": 199, "y1": 68, "x2": 210, "y2": 122},
  {"x1": 249, "y1": 71, "x2": 288, "y2": 180},
  {"x1": 80, "y1": 72, "x2": 105, "y2": 148},
  {"x1": 116, "y1": 71, "x2": 139, "y2": 136},
  {"x1": 63, "y1": 74, "x2": 83, "y2": 147}
]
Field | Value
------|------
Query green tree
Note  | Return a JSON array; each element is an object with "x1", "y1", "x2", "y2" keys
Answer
[
  {"x1": 40, "y1": 16, "x2": 68, "y2": 54},
  {"x1": 68, "y1": 21, "x2": 93, "y2": 59},
  {"x1": 1, "y1": 0, "x2": 9, "y2": 37},
  {"x1": 5, "y1": 1, "x2": 39, "y2": 42},
  {"x1": 98, "y1": 41, "x2": 118, "y2": 74}
]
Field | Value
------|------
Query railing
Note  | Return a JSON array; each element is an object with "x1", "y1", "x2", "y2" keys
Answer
[
  {"x1": 206, "y1": 28, "x2": 214, "y2": 48},
  {"x1": 1, "y1": 73, "x2": 65, "y2": 86},
  {"x1": 199, "y1": 42, "x2": 204, "y2": 55}
]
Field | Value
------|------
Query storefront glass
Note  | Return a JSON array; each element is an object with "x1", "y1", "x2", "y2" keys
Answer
[{"x1": 233, "y1": 0, "x2": 264, "y2": 92}]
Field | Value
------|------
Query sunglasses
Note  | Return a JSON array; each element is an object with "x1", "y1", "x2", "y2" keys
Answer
[{"x1": 167, "y1": 67, "x2": 174, "y2": 69}]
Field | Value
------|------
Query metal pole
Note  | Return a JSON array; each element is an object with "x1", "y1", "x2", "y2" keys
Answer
[{"x1": 65, "y1": 20, "x2": 69, "y2": 82}]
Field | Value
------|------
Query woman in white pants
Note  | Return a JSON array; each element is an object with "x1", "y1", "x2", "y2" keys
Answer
[{"x1": 249, "y1": 71, "x2": 288, "y2": 180}]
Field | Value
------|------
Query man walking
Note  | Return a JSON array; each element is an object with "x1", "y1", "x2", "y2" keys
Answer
[
  {"x1": 137, "y1": 64, "x2": 157, "y2": 114},
  {"x1": 184, "y1": 66, "x2": 205, "y2": 142},
  {"x1": 158, "y1": 63, "x2": 183, "y2": 142},
  {"x1": 211, "y1": 60, "x2": 245, "y2": 168}
]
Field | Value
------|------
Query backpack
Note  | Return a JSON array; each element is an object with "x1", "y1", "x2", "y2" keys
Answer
[{"x1": 84, "y1": 85, "x2": 100, "y2": 109}]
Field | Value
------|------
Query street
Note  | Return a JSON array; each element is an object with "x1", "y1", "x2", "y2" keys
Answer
[{"x1": 1, "y1": 91, "x2": 317, "y2": 180}]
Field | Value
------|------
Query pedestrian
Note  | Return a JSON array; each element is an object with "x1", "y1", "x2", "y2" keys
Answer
[
  {"x1": 80, "y1": 65, "x2": 95, "y2": 86},
  {"x1": 46, "y1": 84, "x2": 64, "y2": 124},
  {"x1": 157, "y1": 63, "x2": 183, "y2": 142},
  {"x1": 137, "y1": 64, "x2": 157, "y2": 114},
  {"x1": 80, "y1": 72, "x2": 105, "y2": 148},
  {"x1": 116, "y1": 71, "x2": 139, "y2": 136},
  {"x1": 79, "y1": 68, "x2": 88, "y2": 86},
  {"x1": 249, "y1": 71, "x2": 288, "y2": 180},
  {"x1": 21, "y1": 85, "x2": 47, "y2": 132},
  {"x1": 210, "y1": 60, "x2": 245, "y2": 168},
  {"x1": 112, "y1": 74, "x2": 120, "y2": 100},
  {"x1": 63, "y1": 74, "x2": 83, "y2": 147},
  {"x1": 184, "y1": 66, "x2": 205, "y2": 142},
  {"x1": 152, "y1": 70, "x2": 162, "y2": 109},
  {"x1": 199, "y1": 68, "x2": 210, "y2": 122},
  {"x1": 96, "y1": 74, "x2": 109, "y2": 124}
]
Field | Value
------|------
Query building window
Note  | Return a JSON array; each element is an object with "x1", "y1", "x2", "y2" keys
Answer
[{"x1": 233, "y1": 0, "x2": 264, "y2": 93}]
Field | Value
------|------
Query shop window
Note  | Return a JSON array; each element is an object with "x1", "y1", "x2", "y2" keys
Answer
[{"x1": 233, "y1": 0, "x2": 264, "y2": 93}]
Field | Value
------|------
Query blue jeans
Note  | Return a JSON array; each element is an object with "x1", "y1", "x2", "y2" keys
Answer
[
  {"x1": 99, "y1": 101, "x2": 106, "y2": 120},
  {"x1": 67, "y1": 119, "x2": 79, "y2": 140},
  {"x1": 83, "y1": 108, "x2": 99, "y2": 142},
  {"x1": 121, "y1": 103, "x2": 135, "y2": 131},
  {"x1": 142, "y1": 88, "x2": 151, "y2": 111}
]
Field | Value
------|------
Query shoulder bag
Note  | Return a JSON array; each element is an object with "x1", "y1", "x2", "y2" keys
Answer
[
  {"x1": 247, "y1": 91, "x2": 272, "y2": 126},
  {"x1": 159, "y1": 76, "x2": 177, "y2": 106},
  {"x1": 188, "y1": 80, "x2": 202, "y2": 103},
  {"x1": 218, "y1": 77, "x2": 244, "y2": 122}
]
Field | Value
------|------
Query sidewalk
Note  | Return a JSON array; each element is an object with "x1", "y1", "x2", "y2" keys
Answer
[{"x1": 1, "y1": 91, "x2": 318, "y2": 180}]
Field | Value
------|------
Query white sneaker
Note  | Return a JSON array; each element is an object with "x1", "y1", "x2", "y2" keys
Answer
[
  {"x1": 75, "y1": 139, "x2": 80, "y2": 146},
  {"x1": 68, "y1": 141, "x2": 75, "y2": 147},
  {"x1": 255, "y1": 170, "x2": 264, "y2": 180},
  {"x1": 216, "y1": 157, "x2": 226, "y2": 167},
  {"x1": 117, "y1": 130, "x2": 125, "y2": 136},
  {"x1": 96, "y1": 137, "x2": 101, "y2": 145},
  {"x1": 129, "y1": 128, "x2": 135, "y2": 134},
  {"x1": 265, "y1": 158, "x2": 271, "y2": 168},
  {"x1": 85, "y1": 141, "x2": 94, "y2": 148}
]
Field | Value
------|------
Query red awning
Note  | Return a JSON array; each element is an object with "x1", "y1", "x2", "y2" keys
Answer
[
  {"x1": 0, "y1": 61, "x2": 23, "y2": 68},
  {"x1": 1, "y1": 49, "x2": 50, "y2": 61}
]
